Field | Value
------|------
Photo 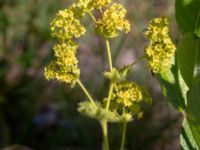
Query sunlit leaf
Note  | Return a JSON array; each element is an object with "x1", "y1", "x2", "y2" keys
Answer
[
  {"x1": 157, "y1": 56, "x2": 186, "y2": 110},
  {"x1": 181, "y1": 118, "x2": 198, "y2": 150}
]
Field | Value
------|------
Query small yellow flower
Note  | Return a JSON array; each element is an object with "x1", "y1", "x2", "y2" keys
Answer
[
  {"x1": 92, "y1": 0, "x2": 112, "y2": 9},
  {"x1": 44, "y1": 42, "x2": 80, "y2": 84},
  {"x1": 95, "y1": 3, "x2": 131, "y2": 38},
  {"x1": 77, "y1": 0, "x2": 94, "y2": 12},
  {"x1": 50, "y1": 8, "x2": 86, "y2": 40},
  {"x1": 77, "y1": 0, "x2": 112, "y2": 12},
  {"x1": 145, "y1": 17, "x2": 176, "y2": 73}
]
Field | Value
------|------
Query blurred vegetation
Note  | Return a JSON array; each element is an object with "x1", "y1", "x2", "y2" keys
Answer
[{"x1": 0, "y1": 0, "x2": 181, "y2": 149}]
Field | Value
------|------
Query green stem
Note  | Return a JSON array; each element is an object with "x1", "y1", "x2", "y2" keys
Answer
[
  {"x1": 77, "y1": 79, "x2": 96, "y2": 105},
  {"x1": 88, "y1": 11, "x2": 96, "y2": 22},
  {"x1": 105, "y1": 40, "x2": 114, "y2": 110},
  {"x1": 105, "y1": 40, "x2": 113, "y2": 71},
  {"x1": 106, "y1": 83, "x2": 114, "y2": 111},
  {"x1": 101, "y1": 121, "x2": 110, "y2": 150},
  {"x1": 131, "y1": 54, "x2": 146, "y2": 66},
  {"x1": 100, "y1": 7, "x2": 103, "y2": 13},
  {"x1": 101, "y1": 40, "x2": 113, "y2": 150},
  {"x1": 120, "y1": 121, "x2": 127, "y2": 150}
]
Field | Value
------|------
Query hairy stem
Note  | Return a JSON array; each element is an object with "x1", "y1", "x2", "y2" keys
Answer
[
  {"x1": 101, "y1": 121, "x2": 110, "y2": 150},
  {"x1": 120, "y1": 121, "x2": 127, "y2": 150},
  {"x1": 77, "y1": 79, "x2": 95, "y2": 105}
]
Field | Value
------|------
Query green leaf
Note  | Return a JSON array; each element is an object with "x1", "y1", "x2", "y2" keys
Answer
[
  {"x1": 187, "y1": 83, "x2": 200, "y2": 149},
  {"x1": 181, "y1": 118, "x2": 198, "y2": 150},
  {"x1": 78, "y1": 101, "x2": 132, "y2": 122},
  {"x1": 176, "y1": 0, "x2": 200, "y2": 34},
  {"x1": 78, "y1": 101, "x2": 119, "y2": 122},
  {"x1": 117, "y1": 113, "x2": 132, "y2": 122},
  {"x1": 177, "y1": 32, "x2": 200, "y2": 88},
  {"x1": 103, "y1": 68, "x2": 121, "y2": 82},
  {"x1": 103, "y1": 65, "x2": 132, "y2": 83},
  {"x1": 157, "y1": 56, "x2": 186, "y2": 110},
  {"x1": 195, "y1": 12, "x2": 200, "y2": 38}
]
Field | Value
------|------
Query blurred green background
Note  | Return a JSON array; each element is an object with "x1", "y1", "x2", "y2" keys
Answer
[{"x1": 0, "y1": 0, "x2": 182, "y2": 149}]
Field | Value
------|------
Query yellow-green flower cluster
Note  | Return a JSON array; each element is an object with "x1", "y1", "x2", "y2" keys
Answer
[
  {"x1": 145, "y1": 17, "x2": 176, "y2": 73},
  {"x1": 45, "y1": 5, "x2": 87, "y2": 85},
  {"x1": 113, "y1": 81, "x2": 152, "y2": 107},
  {"x1": 77, "y1": 0, "x2": 112, "y2": 12},
  {"x1": 45, "y1": 1, "x2": 131, "y2": 86},
  {"x1": 114, "y1": 82, "x2": 142, "y2": 107},
  {"x1": 111, "y1": 81, "x2": 152, "y2": 119},
  {"x1": 95, "y1": 3, "x2": 131, "y2": 38},
  {"x1": 44, "y1": 43, "x2": 80, "y2": 84},
  {"x1": 50, "y1": 8, "x2": 86, "y2": 40}
]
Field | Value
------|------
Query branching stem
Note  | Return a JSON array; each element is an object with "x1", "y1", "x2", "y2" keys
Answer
[
  {"x1": 101, "y1": 39, "x2": 114, "y2": 150},
  {"x1": 105, "y1": 40, "x2": 114, "y2": 110}
]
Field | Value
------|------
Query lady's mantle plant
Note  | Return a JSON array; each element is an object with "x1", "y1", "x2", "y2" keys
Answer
[{"x1": 44, "y1": 0, "x2": 176, "y2": 149}]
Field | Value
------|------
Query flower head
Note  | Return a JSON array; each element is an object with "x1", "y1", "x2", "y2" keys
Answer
[
  {"x1": 110, "y1": 81, "x2": 152, "y2": 119},
  {"x1": 145, "y1": 17, "x2": 176, "y2": 73},
  {"x1": 50, "y1": 8, "x2": 86, "y2": 40},
  {"x1": 44, "y1": 42, "x2": 80, "y2": 84},
  {"x1": 113, "y1": 82, "x2": 142, "y2": 107},
  {"x1": 95, "y1": 3, "x2": 130, "y2": 38},
  {"x1": 112, "y1": 81, "x2": 152, "y2": 107}
]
